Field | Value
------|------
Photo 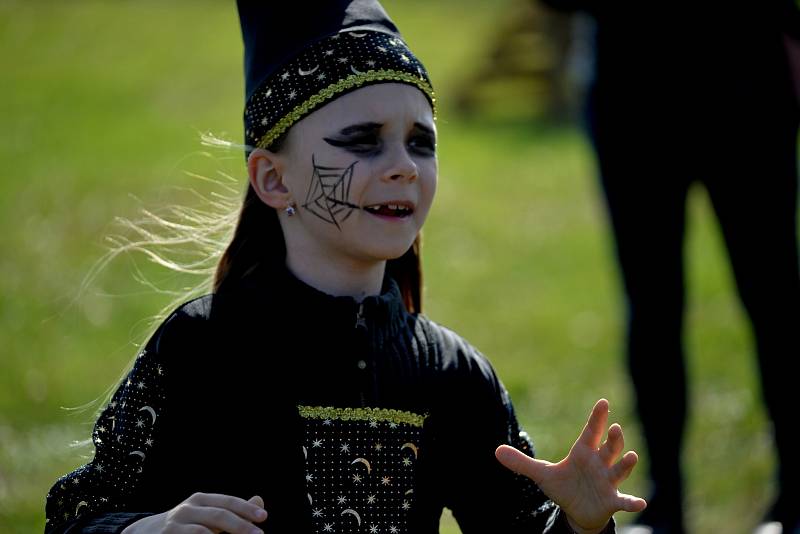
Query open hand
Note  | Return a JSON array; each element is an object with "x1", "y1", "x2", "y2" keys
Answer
[
  {"x1": 121, "y1": 493, "x2": 267, "y2": 534},
  {"x1": 496, "y1": 399, "x2": 646, "y2": 534}
]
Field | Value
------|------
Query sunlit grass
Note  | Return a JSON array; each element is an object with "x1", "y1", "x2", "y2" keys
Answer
[{"x1": 0, "y1": 1, "x2": 779, "y2": 532}]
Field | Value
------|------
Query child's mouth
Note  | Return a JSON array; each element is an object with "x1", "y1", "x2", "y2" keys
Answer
[{"x1": 363, "y1": 203, "x2": 414, "y2": 218}]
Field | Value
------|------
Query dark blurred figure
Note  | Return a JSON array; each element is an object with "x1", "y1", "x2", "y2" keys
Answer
[{"x1": 538, "y1": 1, "x2": 800, "y2": 533}]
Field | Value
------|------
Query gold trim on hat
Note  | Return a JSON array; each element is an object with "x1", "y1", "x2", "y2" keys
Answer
[{"x1": 255, "y1": 69, "x2": 436, "y2": 150}]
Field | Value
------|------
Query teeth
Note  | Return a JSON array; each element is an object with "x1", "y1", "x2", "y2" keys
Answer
[{"x1": 365, "y1": 204, "x2": 410, "y2": 212}]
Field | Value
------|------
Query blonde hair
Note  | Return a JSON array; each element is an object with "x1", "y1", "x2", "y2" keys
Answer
[{"x1": 78, "y1": 133, "x2": 424, "y2": 418}]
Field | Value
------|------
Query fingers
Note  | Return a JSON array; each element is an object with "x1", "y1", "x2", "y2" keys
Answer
[
  {"x1": 598, "y1": 423, "x2": 624, "y2": 466},
  {"x1": 615, "y1": 491, "x2": 648, "y2": 513},
  {"x1": 247, "y1": 495, "x2": 265, "y2": 510},
  {"x1": 609, "y1": 450, "x2": 639, "y2": 486},
  {"x1": 186, "y1": 493, "x2": 267, "y2": 524},
  {"x1": 495, "y1": 444, "x2": 552, "y2": 483},
  {"x1": 171, "y1": 504, "x2": 263, "y2": 534},
  {"x1": 576, "y1": 398, "x2": 610, "y2": 449},
  {"x1": 172, "y1": 526, "x2": 214, "y2": 534}
]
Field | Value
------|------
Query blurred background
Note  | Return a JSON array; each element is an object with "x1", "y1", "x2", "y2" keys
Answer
[{"x1": 0, "y1": 0, "x2": 780, "y2": 532}]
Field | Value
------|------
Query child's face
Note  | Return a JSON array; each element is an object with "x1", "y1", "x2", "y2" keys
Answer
[{"x1": 278, "y1": 83, "x2": 437, "y2": 266}]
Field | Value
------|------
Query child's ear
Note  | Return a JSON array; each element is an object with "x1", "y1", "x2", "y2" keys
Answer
[{"x1": 248, "y1": 148, "x2": 292, "y2": 209}]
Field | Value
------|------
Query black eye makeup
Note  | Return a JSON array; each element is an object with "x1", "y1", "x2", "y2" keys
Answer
[
  {"x1": 408, "y1": 124, "x2": 436, "y2": 155},
  {"x1": 324, "y1": 134, "x2": 380, "y2": 154},
  {"x1": 324, "y1": 122, "x2": 382, "y2": 154},
  {"x1": 324, "y1": 121, "x2": 436, "y2": 156}
]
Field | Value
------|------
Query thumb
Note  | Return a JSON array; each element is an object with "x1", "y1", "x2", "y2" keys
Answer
[
  {"x1": 248, "y1": 495, "x2": 265, "y2": 509},
  {"x1": 495, "y1": 444, "x2": 552, "y2": 483}
]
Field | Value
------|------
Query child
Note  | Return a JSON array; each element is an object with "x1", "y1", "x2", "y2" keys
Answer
[{"x1": 45, "y1": 1, "x2": 645, "y2": 533}]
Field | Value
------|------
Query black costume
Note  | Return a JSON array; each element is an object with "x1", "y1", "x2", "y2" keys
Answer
[
  {"x1": 45, "y1": 265, "x2": 586, "y2": 533},
  {"x1": 540, "y1": 0, "x2": 800, "y2": 531},
  {"x1": 45, "y1": 1, "x2": 620, "y2": 531}
]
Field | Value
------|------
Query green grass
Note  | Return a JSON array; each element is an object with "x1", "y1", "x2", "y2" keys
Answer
[{"x1": 0, "y1": 1, "x2": 779, "y2": 532}]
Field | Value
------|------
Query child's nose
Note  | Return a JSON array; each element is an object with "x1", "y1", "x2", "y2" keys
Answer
[{"x1": 382, "y1": 144, "x2": 418, "y2": 182}]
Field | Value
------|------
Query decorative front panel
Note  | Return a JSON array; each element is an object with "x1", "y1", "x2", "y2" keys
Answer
[{"x1": 298, "y1": 406, "x2": 427, "y2": 534}]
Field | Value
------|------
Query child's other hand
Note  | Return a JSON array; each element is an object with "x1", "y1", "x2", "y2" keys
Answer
[
  {"x1": 121, "y1": 492, "x2": 267, "y2": 534},
  {"x1": 495, "y1": 399, "x2": 646, "y2": 534}
]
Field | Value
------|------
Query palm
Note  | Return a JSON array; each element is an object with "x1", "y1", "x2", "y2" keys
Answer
[{"x1": 496, "y1": 399, "x2": 646, "y2": 533}]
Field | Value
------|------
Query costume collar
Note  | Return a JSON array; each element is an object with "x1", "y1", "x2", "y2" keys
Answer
[{"x1": 229, "y1": 261, "x2": 409, "y2": 335}]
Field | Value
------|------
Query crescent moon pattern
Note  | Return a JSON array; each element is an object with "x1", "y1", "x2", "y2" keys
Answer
[
  {"x1": 349, "y1": 32, "x2": 368, "y2": 38},
  {"x1": 350, "y1": 65, "x2": 364, "y2": 76},
  {"x1": 298, "y1": 65, "x2": 319, "y2": 76},
  {"x1": 47, "y1": 345, "x2": 172, "y2": 528},
  {"x1": 341, "y1": 508, "x2": 362, "y2": 526},
  {"x1": 75, "y1": 501, "x2": 89, "y2": 516},
  {"x1": 139, "y1": 406, "x2": 157, "y2": 425},
  {"x1": 299, "y1": 406, "x2": 426, "y2": 534},
  {"x1": 351, "y1": 457, "x2": 372, "y2": 474},
  {"x1": 400, "y1": 442, "x2": 419, "y2": 458}
]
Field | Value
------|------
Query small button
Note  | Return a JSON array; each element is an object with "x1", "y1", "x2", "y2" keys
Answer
[{"x1": 357, "y1": 360, "x2": 367, "y2": 370}]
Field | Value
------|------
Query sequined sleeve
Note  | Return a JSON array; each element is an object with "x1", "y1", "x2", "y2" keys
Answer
[{"x1": 44, "y1": 317, "x2": 175, "y2": 533}]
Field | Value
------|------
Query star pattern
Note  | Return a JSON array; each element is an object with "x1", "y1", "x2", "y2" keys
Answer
[
  {"x1": 243, "y1": 29, "x2": 434, "y2": 151},
  {"x1": 45, "y1": 346, "x2": 167, "y2": 530},
  {"x1": 301, "y1": 406, "x2": 424, "y2": 533}
]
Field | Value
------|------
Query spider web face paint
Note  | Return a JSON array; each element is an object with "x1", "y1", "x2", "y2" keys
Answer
[{"x1": 302, "y1": 154, "x2": 362, "y2": 229}]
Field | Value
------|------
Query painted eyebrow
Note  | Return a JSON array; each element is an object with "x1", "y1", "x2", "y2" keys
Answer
[
  {"x1": 333, "y1": 122, "x2": 435, "y2": 137},
  {"x1": 413, "y1": 122, "x2": 435, "y2": 136},
  {"x1": 336, "y1": 122, "x2": 382, "y2": 136}
]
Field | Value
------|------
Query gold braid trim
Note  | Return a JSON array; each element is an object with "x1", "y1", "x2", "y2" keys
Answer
[
  {"x1": 298, "y1": 405, "x2": 428, "y2": 428},
  {"x1": 256, "y1": 69, "x2": 436, "y2": 149}
]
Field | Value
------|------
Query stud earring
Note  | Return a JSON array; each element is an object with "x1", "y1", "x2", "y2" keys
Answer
[{"x1": 285, "y1": 204, "x2": 296, "y2": 217}]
